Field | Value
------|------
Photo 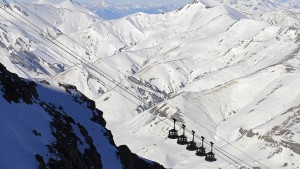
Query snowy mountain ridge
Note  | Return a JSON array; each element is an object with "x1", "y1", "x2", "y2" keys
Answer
[
  {"x1": 199, "y1": 0, "x2": 300, "y2": 10},
  {"x1": 0, "y1": 0, "x2": 300, "y2": 168},
  {"x1": 195, "y1": 0, "x2": 300, "y2": 28}
]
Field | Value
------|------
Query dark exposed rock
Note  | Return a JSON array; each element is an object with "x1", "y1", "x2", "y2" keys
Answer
[
  {"x1": 33, "y1": 130, "x2": 42, "y2": 137},
  {"x1": 91, "y1": 109, "x2": 106, "y2": 127},
  {"x1": 105, "y1": 129, "x2": 117, "y2": 146},
  {"x1": 59, "y1": 82, "x2": 106, "y2": 126},
  {"x1": 35, "y1": 154, "x2": 47, "y2": 169},
  {"x1": 0, "y1": 63, "x2": 38, "y2": 104},
  {"x1": 39, "y1": 80, "x2": 50, "y2": 85},
  {"x1": 78, "y1": 123, "x2": 102, "y2": 169},
  {"x1": 118, "y1": 145, "x2": 165, "y2": 169},
  {"x1": 39, "y1": 102, "x2": 103, "y2": 169},
  {"x1": 58, "y1": 83, "x2": 77, "y2": 94}
]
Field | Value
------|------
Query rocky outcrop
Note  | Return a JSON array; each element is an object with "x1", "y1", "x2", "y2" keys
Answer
[
  {"x1": 0, "y1": 63, "x2": 38, "y2": 104},
  {"x1": 118, "y1": 145, "x2": 165, "y2": 169},
  {"x1": 0, "y1": 63, "x2": 165, "y2": 169}
]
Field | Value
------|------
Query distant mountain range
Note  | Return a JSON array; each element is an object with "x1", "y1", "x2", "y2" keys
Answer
[
  {"x1": 199, "y1": 0, "x2": 300, "y2": 12},
  {"x1": 84, "y1": 0, "x2": 178, "y2": 20}
]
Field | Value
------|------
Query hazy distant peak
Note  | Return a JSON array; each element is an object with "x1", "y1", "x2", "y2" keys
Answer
[{"x1": 86, "y1": 1, "x2": 178, "y2": 20}]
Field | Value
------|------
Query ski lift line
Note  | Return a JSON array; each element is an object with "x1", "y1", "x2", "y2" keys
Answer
[
  {"x1": 162, "y1": 116, "x2": 252, "y2": 168},
  {"x1": 0, "y1": 13, "x2": 135, "y2": 169},
  {"x1": 215, "y1": 154, "x2": 240, "y2": 169},
  {"x1": 182, "y1": 121, "x2": 254, "y2": 168},
  {"x1": 3, "y1": 1, "x2": 183, "y2": 128},
  {"x1": 192, "y1": 132, "x2": 254, "y2": 168},
  {"x1": 2, "y1": 6, "x2": 264, "y2": 169},
  {"x1": 159, "y1": 117, "x2": 238, "y2": 168},
  {"x1": 0, "y1": 7, "x2": 86, "y2": 74},
  {"x1": 1, "y1": 4, "x2": 119, "y2": 84},
  {"x1": 159, "y1": 119, "x2": 239, "y2": 169},
  {"x1": 0, "y1": 3, "x2": 231, "y2": 163},
  {"x1": 7, "y1": 2, "x2": 152, "y2": 111},
  {"x1": 179, "y1": 101, "x2": 266, "y2": 167},
  {"x1": 161, "y1": 117, "x2": 247, "y2": 168},
  {"x1": 159, "y1": 117, "x2": 245, "y2": 169},
  {"x1": 11, "y1": 4, "x2": 147, "y2": 104},
  {"x1": 183, "y1": 128, "x2": 250, "y2": 168},
  {"x1": 0, "y1": 4, "x2": 267, "y2": 169},
  {"x1": 183, "y1": 125, "x2": 253, "y2": 168},
  {"x1": 188, "y1": 117, "x2": 269, "y2": 169},
  {"x1": 3, "y1": 7, "x2": 258, "y2": 168},
  {"x1": 164, "y1": 125, "x2": 240, "y2": 169},
  {"x1": 14, "y1": 1, "x2": 130, "y2": 79},
  {"x1": 214, "y1": 148, "x2": 251, "y2": 169},
  {"x1": 0, "y1": 14, "x2": 82, "y2": 76},
  {"x1": 0, "y1": 10, "x2": 126, "y2": 169},
  {"x1": 0, "y1": 4, "x2": 140, "y2": 100},
  {"x1": 13, "y1": 1, "x2": 170, "y2": 109},
  {"x1": 0, "y1": 13, "x2": 78, "y2": 71},
  {"x1": 0, "y1": 5, "x2": 144, "y2": 106},
  {"x1": 159, "y1": 100, "x2": 266, "y2": 168},
  {"x1": 0, "y1": 6, "x2": 114, "y2": 91},
  {"x1": 188, "y1": 129, "x2": 252, "y2": 167},
  {"x1": 0, "y1": 5, "x2": 116, "y2": 85},
  {"x1": 0, "y1": 2, "x2": 164, "y2": 124}
]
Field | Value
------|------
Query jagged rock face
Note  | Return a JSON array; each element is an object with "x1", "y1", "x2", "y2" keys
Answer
[
  {"x1": 0, "y1": 64, "x2": 38, "y2": 104},
  {"x1": 0, "y1": 63, "x2": 164, "y2": 169}
]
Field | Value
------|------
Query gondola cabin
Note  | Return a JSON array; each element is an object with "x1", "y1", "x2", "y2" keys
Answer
[
  {"x1": 168, "y1": 118, "x2": 178, "y2": 139},
  {"x1": 186, "y1": 130, "x2": 197, "y2": 151},
  {"x1": 196, "y1": 136, "x2": 206, "y2": 156},
  {"x1": 205, "y1": 152, "x2": 216, "y2": 162},
  {"x1": 177, "y1": 124, "x2": 188, "y2": 145},
  {"x1": 168, "y1": 129, "x2": 178, "y2": 139},
  {"x1": 205, "y1": 142, "x2": 217, "y2": 162},
  {"x1": 196, "y1": 146, "x2": 206, "y2": 156}
]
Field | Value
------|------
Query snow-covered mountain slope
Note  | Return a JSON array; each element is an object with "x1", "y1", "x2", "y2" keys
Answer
[
  {"x1": 1, "y1": 0, "x2": 300, "y2": 168},
  {"x1": 216, "y1": 0, "x2": 300, "y2": 11},
  {"x1": 206, "y1": 0, "x2": 300, "y2": 27},
  {"x1": 0, "y1": 62, "x2": 164, "y2": 169},
  {"x1": 209, "y1": 0, "x2": 300, "y2": 11},
  {"x1": 85, "y1": 0, "x2": 177, "y2": 20}
]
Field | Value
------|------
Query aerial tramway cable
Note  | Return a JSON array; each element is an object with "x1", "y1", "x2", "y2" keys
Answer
[
  {"x1": 14, "y1": 0, "x2": 129, "y2": 80},
  {"x1": 0, "y1": 3, "x2": 268, "y2": 168},
  {"x1": 0, "y1": 4, "x2": 145, "y2": 106}
]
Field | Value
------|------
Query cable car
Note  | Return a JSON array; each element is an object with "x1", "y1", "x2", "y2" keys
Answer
[
  {"x1": 168, "y1": 118, "x2": 178, "y2": 139},
  {"x1": 177, "y1": 124, "x2": 188, "y2": 145},
  {"x1": 196, "y1": 136, "x2": 206, "y2": 156},
  {"x1": 205, "y1": 142, "x2": 217, "y2": 162},
  {"x1": 186, "y1": 130, "x2": 197, "y2": 151}
]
